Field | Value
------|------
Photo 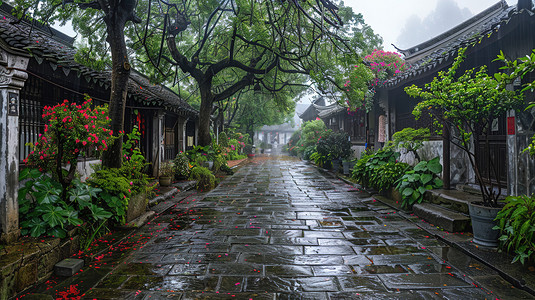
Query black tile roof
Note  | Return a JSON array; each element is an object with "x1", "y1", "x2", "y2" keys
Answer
[
  {"x1": 0, "y1": 3, "x2": 197, "y2": 116},
  {"x1": 384, "y1": 0, "x2": 519, "y2": 88}
]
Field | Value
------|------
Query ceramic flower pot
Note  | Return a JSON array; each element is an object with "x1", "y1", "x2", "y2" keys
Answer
[
  {"x1": 159, "y1": 176, "x2": 172, "y2": 187},
  {"x1": 331, "y1": 158, "x2": 341, "y2": 173},
  {"x1": 202, "y1": 161, "x2": 214, "y2": 170},
  {"x1": 468, "y1": 202, "x2": 501, "y2": 247},
  {"x1": 342, "y1": 160, "x2": 356, "y2": 175}
]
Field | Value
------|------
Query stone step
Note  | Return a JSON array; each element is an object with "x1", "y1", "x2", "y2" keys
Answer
[
  {"x1": 424, "y1": 189, "x2": 484, "y2": 214},
  {"x1": 413, "y1": 203, "x2": 471, "y2": 233},
  {"x1": 54, "y1": 258, "x2": 84, "y2": 277},
  {"x1": 122, "y1": 211, "x2": 155, "y2": 228}
]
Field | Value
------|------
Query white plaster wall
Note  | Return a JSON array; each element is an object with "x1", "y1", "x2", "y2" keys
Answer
[
  {"x1": 77, "y1": 159, "x2": 102, "y2": 182},
  {"x1": 351, "y1": 145, "x2": 367, "y2": 160}
]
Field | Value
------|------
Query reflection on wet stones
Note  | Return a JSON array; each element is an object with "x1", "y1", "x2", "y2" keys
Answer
[
  {"x1": 312, "y1": 265, "x2": 354, "y2": 276},
  {"x1": 207, "y1": 263, "x2": 264, "y2": 275},
  {"x1": 270, "y1": 237, "x2": 319, "y2": 245},
  {"x1": 265, "y1": 265, "x2": 314, "y2": 277},
  {"x1": 337, "y1": 275, "x2": 388, "y2": 292},
  {"x1": 168, "y1": 264, "x2": 207, "y2": 276},
  {"x1": 358, "y1": 264, "x2": 408, "y2": 275},
  {"x1": 95, "y1": 274, "x2": 129, "y2": 288},
  {"x1": 34, "y1": 156, "x2": 516, "y2": 299},
  {"x1": 378, "y1": 273, "x2": 473, "y2": 289},
  {"x1": 121, "y1": 275, "x2": 165, "y2": 290},
  {"x1": 246, "y1": 276, "x2": 298, "y2": 292},
  {"x1": 113, "y1": 263, "x2": 172, "y2": 276},
  {"x1": 304, "y1": 246, "x2": 355, "y2": 255}
]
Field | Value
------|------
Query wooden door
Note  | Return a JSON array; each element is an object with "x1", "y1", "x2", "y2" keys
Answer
[{"x1": 477, "y1": 116, "x2": 507, "y2": 186}]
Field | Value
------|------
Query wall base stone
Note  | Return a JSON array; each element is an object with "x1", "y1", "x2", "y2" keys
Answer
[
  {"x1": 0, "y1": 229, "x2": 20, "y2": 244},
  {"x1": 0, "y1": 232, "x2": 80, "y2": 299}
]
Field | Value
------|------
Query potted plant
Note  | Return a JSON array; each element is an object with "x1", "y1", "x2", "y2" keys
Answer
[
  {"x1": 406, "y1": 48, "x2": 525, "y2": 247},
  {"x1": 316, "y1": 132, "x2": 352, "y2": 173},
  {"x1": 244, "y1": 144, "x2": 254, "y2": 158},
  {"x1": 159, "y1": 161, "x2": 174, "y2": 186},
  {"x1": 259, "y1": 141, "x2": 267, "y2": 154},
  {"x1": 173, "y1": 152, "x2": 191, "y2": 180},
  {"x1": 342, "y1": 158, "x2": 356, "y2": 175}
]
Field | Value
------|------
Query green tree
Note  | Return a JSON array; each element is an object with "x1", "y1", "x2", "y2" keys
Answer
[
  {"x1": 15, "y1": 0, "x2": 379, "y2": 153},
  {"x1": 298, "y1": 119, "x2": 331, "y2": 153},
  {"x1": 405, "y1": 48, "x2": 522, "y2": 207},
  {"x1": 232, "y1": 91, "x2": 296, "y2": 144},
  {"x1": 136, "y1": 0, "x2": 381, "y2": 145},
  {"x1": 344, "y1": 49, "x2": 408, "y2": 111}
]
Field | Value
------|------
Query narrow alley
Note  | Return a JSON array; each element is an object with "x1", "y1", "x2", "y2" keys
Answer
[{"x1": 71, "y1": 155, "x2": 531, "y2": 299}]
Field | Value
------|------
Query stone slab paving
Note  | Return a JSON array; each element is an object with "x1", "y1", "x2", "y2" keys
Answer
[{"x1": 83, "y1": 156, "x2": 531, "y2": 299}]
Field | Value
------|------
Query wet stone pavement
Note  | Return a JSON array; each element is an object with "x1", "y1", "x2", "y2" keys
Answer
[{"x1": 84, "y1": 156, "x2": 530, "y2": 299}]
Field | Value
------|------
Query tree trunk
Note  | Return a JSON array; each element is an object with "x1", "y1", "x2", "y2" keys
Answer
[
  {"x1": 102, "y1": 14, "x2": 131, "y2": 168},
  {"x1": 198, "y1": 84, "x2": 214, "y2": 146}
]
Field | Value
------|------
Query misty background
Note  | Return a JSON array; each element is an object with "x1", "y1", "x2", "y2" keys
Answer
[{"x1": 396, "y1": 0, "x2": 473, "y2": 48}]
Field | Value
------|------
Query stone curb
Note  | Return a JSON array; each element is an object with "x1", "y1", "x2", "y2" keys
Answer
[
  {"x1": 151, "y1": 190, "x2": 196, "y2": 215},
  {"x1": 330, "y1": 171, "x2": 535, "y2": 297},
  {"x1": 149, "y1": 187, "x2": 180, "y2": 206},
  {"x1": 229, "y1": 158, "x2": 248, "y2": 169},
  {"x1": 121, "y1": 211, "x2": 156, "y2": 228}
]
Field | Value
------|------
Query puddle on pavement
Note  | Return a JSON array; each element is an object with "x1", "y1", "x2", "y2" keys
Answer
[
  {"x1": 312, "y1": 265, "x2": 354, "y2": 275},
  {"x1": 304, "y1": 231, "x2": 345, "y2": 238},
  {"x1": 265, "y1": 265, "x2": 314, "y2": 277},
  {"x1": 329, "y1": 291, "x2": 431, "y2": 299},
  {"x1": 359, "y1": 245, "x2": 423, "y2": 255},
  {"x1": 304, "y1": 246, "x2": 354, "y2": 255},
  {"x1": 377, "y1": 273, "x2": 472, "y2": 289},
  {"x1": 270, "y1": 237, "x2": 318, "y2": 245},
  {"x1": 406, "y1": 262, "x2": 452, "y2": 274},
  {"x1": 121, "y1": 275, "x2": 164, "y2": 290},
  {"x1": 343, "y1": 231, "x2": 372, "y2": 239},
  {"x1": 168, "y1": 264, "x2": 207, "y2": 276},
  {"x1": 367, "y1": 254, "x2": 438, "y2": 266}
]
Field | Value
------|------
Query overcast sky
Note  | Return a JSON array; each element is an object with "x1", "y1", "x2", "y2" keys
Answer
[
  {"x1": 344, "y1": 0, "x2": 512, "y2": 51},
  {"x1": 57, "y1": 1, "x2": 512, "y2": 51}
]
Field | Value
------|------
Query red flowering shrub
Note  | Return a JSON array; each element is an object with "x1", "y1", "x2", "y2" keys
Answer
[
  {"x1": 345, "y1": 49, "x2": 408, "y2": 112},
  {"x1": 24, "y1": 97, "x2": 114, "y2": 186},
  {"x1": 364, "y1": 49, "x2": 407, "y2": 82}
]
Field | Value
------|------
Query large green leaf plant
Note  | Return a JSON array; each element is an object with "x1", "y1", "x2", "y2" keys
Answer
[
  {"x1": 395, "y1": 157, "x2": 443, "y2": 209},
  {"x1": 19, "y1": 168, "x2": 111, "y2": 239}
]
